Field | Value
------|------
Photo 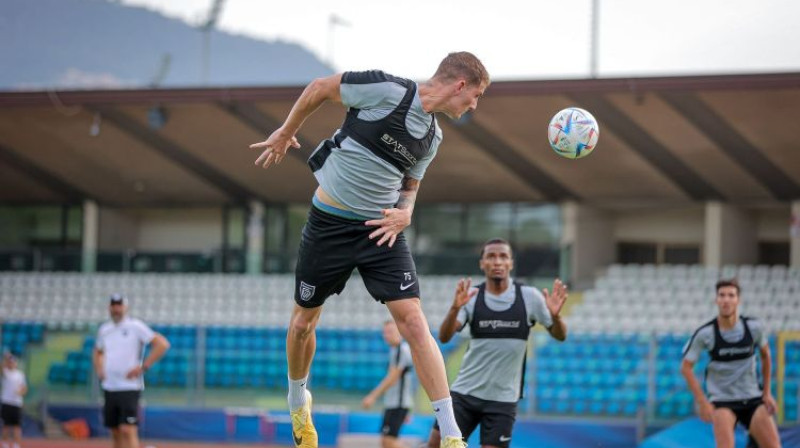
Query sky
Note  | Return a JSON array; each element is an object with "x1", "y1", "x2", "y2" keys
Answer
[{"x1": 119, "y1": 0, "x2": 800, "y2": 81}]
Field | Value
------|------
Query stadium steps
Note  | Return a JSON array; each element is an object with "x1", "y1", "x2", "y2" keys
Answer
[
  {"x1": 28, "y1": 331, "x2": 85, "y2": 385},
  {"x1": 23, "y1": 330, "x2": 86, "y2": 418},
  {"x1": 42, "y1": 413, "x2": 68, "y2": 439}
]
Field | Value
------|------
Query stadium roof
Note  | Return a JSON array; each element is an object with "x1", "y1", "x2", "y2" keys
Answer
[{"x1": 1, "y1": 73, "x2": 799, "y2": 208}]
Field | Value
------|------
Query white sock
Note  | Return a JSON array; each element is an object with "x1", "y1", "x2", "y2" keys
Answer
[
  {"x1": 288, "y1": 375, "x2": 309, "y2": 412},
  {"x1": 431, "y1": 397, "x2": 461, "y2": 440},
  {"x1": 12, "y1": 443, "x2": 19, "y2": 448},
  {"x1": 2, "y1": 441, "x2": 9, "y2": 448}
]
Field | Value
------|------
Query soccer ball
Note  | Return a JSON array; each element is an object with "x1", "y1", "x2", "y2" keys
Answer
[{"x1": 547, "y1": 107, "x2": 599, "y2": 159}]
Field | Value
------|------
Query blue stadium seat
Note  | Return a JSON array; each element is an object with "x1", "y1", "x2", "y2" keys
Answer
[
  {"x1": 537, "y1": 387, "x2": 556, "y2": 400},
  {"x1": 537, "y1": 399, "x2": 555, "y2": 413},
  {"x1": 589, "y1": 401, "x2": 605, "y2": 415},
  {"x1": 606, "y1": 401, "x2": 622, "y2": 416}
]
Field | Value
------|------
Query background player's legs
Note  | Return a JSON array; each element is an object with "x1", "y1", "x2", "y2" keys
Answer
[
  {"x1": 381, "y1": 435, "x2": 404, "y2": 448},
  {"x1": 426, "y1": 428, "x2": 441, "y2": 448},
  {"x1": 11, "y1": 426, "x2": 21, "y2": 448},
  {"x1": 1, "y1": 425, "x2": 9, "y2": 448},
  {"x1": 380, "y1": 408, "x2": 409, "y2": 448},
  {"x1": 748, "y1": 405, "x2": 781, "y2": 448},
  {"x1": 110, "y1": 427, "x2": 123, "y2": 448},
  {"x1": 118, "y1": 424, "x2": 139, "y2": 448},
  {"x1": 711, "y1": 408, "x2": 737, "y2": 448}
]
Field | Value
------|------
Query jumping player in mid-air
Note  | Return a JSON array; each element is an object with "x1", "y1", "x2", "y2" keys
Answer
[{"x1": 251, "y1": 52, "x2": 490, "y2": 448}]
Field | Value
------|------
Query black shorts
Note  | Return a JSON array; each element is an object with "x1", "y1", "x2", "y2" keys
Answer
[
  {"x1": 103, "y1": 390, "x2": 141, "y2": 428},
  {"x1": 294, "y1": 205, "x2": 420, "y2": 308},
  {"x1": 1, "y1": 404, "x2": 22, "y2": 426},
  {"x1": 433, "y1": 391, "x2": 517, "y2": 448},
  {"x1": 712, "y1": 397, "x2": 763, "y2": 430},
  {"x1": 381, "y1": 407, "x2": 409, "y2": 437}
]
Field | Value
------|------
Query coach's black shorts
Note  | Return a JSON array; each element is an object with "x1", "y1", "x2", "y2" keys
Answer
[
  {"x1": 433, "y1": 391, "x2": 517, "y2": 448},
  {"x1": 103, "y1": 390, "x2": 141, "y2": 428},
  {"x1": 1, "y1": 404, "x2": 22, "y2": 426},
  {"x1": 381, "y1": 407, "x2": 409, "y2": 437},
  {"x1": 712, "y1": 397, "x2": 763, "y2": 430},
  {"x1": 294, "y1": 205, "x2": 420, "y2": 308}
]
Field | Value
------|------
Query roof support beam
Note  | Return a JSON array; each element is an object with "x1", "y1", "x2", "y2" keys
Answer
[
  {"x1": 571, "y1": 94, "x2": 725, "y2": 200},
  {"x1": 660, "y1": 91, "x2": 800, "y2": 200},
  {"x1": 449, "y1": 118, "x2": 579, "y2": 201},
  {"x1": 0, "y1": 143, "x2": 87, "y2": 202},
  {"x1": 217, "y1": 101, "x2": 311, "y2": 163},
  {"x1": 90, "y1": 106, "x2": 261, "y2": 204}
]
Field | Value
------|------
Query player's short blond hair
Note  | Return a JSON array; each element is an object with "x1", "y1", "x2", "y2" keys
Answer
[{"x1": 432, "y1": 52, "x2": 490, "y2": 87}]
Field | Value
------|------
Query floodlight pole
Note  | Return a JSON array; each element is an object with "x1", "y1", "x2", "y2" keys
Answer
[
  {"x1": 327, "y1": 14, "x2": 351, "y2": 69},
  {"x1": 201, "y1": 0, "x2": 226, "y2": 84},
  {"x1": 590, "y1": 0, "x2": 600, "y2": 78},
  {"x1": 327, "y1": 18, "x2": 335, "y2": 67}
]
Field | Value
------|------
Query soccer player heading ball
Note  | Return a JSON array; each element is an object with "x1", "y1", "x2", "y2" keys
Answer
[{"x1": 251, "y1": 52, "x2": 490, "y2": 448}]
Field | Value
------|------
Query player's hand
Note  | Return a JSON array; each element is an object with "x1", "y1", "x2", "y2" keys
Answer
[
  {"x1": 543, "y1": 278, "x2": 568, "y2": 318},
  {"x1": 697, "y1": 400, "x2": 714, "y2": 422},
  {"x1": 365, "y1": 208, "x2": 411, "y2": 247},
  {"x1": 250, "y1": 127, "x2": 301, "y2": 169},
  {"x1": 452, "y1": 278, "x2": 478, "y2": 309},
  {"x1": 763, "y1": 392, "x2": 777, "y2": 415},
  {"x1": 361, "y1": 394, "x2": 376, "y2": 409},
  {"x1": 125, "y1": 366, "x2": 144, "y2": 379},
  {"x1": 95, "y1": 369, "x2": 105, "y2": 382}
]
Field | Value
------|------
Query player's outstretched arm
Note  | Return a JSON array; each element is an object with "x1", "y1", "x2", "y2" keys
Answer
[
  {"x1": 18, "y1": 377, "x2": 28, "y2": 397},
  {"x1": 680, "y1": 358, "x2": 713, "y2": 422},
  {"x1": 92, "y1": 348, "x2": 105, "y2": 382},
  {"x1": 543, "y1": 279, "x2": 568, "y2": 341},
  {"x1": 362, "y1": 366, "x2": 403, "y2": 409},
  {"x1": 439, "y1": 278, "x2": 476, "y2": 343},
  {"x1": 251, "y1": 73, "x2": 343, "y2": 169},
  {"x1": 759, "y1": 344, "x2": 777, "y2": 414},
  {"x1": 365, "y1": 176, "x2": 420, "y2": 247}
]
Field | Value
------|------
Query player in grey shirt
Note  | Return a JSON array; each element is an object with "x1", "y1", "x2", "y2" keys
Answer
[
  {"x1": 362, "y1": 320, "x2": 415, "y2": 448},
  {"x1": 681, "y1": 279, "x2": 781, "y2": 448},
  {"x1": 426, "y1": 238, "x2": 568, "y2": 448},
  {"x1": 251, "y1": 52, "x2": 490, "y2": 448}
]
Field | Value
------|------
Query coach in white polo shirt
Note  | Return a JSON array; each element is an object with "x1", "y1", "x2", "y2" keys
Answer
[
  {"x1": 1, "y1": 353, "x2": 27, "y2": 448},
  {"x1": 93, "y1": 294, "x2": 169, "y2": 448}
]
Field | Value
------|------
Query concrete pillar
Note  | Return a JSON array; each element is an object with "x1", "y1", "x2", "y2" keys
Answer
[
  {"x1": 82, "y1": 200, "x2": 99, "y2": 273},
  {"x1": 704, "y1": 201, "x2": 757, "y2": 268},
  {"x1": 246, "y1": 200, "x2": 265, "y2": 275},
  {"x1": 791, "y1": 201, "x2": 800, "y2": 269},
  {"x1": 704, "y1": 202, "x2": 723, "y2": 268},
  {"x1": 561, "y1": 201, "x2": 615, "y2": 288}
]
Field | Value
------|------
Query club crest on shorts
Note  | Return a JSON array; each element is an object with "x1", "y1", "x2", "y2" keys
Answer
[{"x1": 299, "y1": 281, "x2": 316, "y2": 301}]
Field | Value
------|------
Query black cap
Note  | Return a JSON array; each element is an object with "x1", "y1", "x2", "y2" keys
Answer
[{"x1": 109, "y1": 293, "x2": 127, "y2": 305}]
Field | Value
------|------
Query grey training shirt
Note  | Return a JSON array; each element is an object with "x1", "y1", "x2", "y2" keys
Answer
[
  {"x1": 450, "y1": 280, "x2": 553, "y2": 403},
  {"x1": 383, "y1": 341, "x2": 415, "y2": 409},
  {"x1": 312, "y1": 71, "x2": 442, "y2": 219},
  {"x1": 682, "y1": 317, "x2": 768, "y2": 402}
]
